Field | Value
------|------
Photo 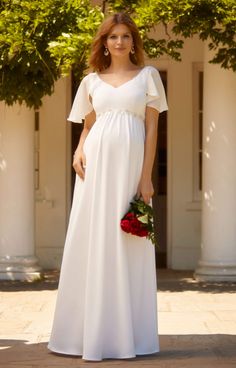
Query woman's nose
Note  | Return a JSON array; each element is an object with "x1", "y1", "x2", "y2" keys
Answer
[{"x1": 117, "y1": 36, "x2": 123, "y2": 44}]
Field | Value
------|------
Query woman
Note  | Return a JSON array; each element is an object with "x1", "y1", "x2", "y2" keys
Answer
[{"x1": 48, "y1": 12, "x2": 168, "y2": 361}]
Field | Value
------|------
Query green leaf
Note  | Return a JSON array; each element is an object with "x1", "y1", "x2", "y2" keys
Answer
[{"x1": 137, "y1": 214, "x2": 149, "y2": 224}]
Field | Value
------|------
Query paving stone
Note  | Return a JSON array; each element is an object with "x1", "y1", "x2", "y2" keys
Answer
[{"x1": 0, "y1": 270, "x2": 236, "y2": 367}]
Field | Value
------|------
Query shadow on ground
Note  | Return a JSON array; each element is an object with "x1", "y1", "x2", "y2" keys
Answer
[
  {"x1": 0, "y1": 335, "x2": 236, "y2": 367},
  {"x1": 157, "y1": 270, "x2": 236, "y2": 294},
  {"x1": 0, "y1": 270, "x2": 59, "y2": 292},
  {"x1": 1, "y1": 270, "x2": 236, "y2": 294}
]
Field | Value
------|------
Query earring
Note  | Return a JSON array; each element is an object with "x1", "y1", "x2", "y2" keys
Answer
[
  {"x1": 130, "y1": 45, "x2": 135, "y2": 54},
  {"x1": 104, "y1": 47, "x2": 109, "y2": 56}
]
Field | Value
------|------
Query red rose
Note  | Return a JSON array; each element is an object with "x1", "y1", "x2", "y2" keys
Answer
[
  {"x1": 136, "y1": 229, "x2": 149, "y2": 237},
  {"x1": 124, "y1": 212, "x2": 135, "y2": 220},
  {"x1": 121, "y1": 219, "x2": 132, "y2": 233},
  {"x1": 130, "y1": 218, "x2": 142, "y2": 234}
]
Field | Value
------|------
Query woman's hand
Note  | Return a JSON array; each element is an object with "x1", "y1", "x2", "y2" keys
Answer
[
  {"x1": 136, "y1": 177, "x2": 154, "y2": 204},
  {"x1": 73, "y1": 149, "x2": 86, "y2": 180}
]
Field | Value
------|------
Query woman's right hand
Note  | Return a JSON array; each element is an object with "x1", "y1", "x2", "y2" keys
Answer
[{"x1": 73, "y1": 149, "x2": 86, "y2": 180}]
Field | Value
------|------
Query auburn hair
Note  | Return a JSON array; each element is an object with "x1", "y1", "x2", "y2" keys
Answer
[{"x1": 89, "y1": 13, "x2": 144, "y2": 72}]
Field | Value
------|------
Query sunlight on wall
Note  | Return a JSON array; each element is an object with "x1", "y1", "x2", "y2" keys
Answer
[
  {"x1": 0, "y1": 133, "x2": 7, "y2": 171},
  {"x1": 203, "y1": 190, "x2": 216, "y2": 212},
  {"x1": 0, "y1": 155, "x2": 7, "y2": 171},
  {"x1": 203, "y1": 120, "x2": 217, "y2": 160}
]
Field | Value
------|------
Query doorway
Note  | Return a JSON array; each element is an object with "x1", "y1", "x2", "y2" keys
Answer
[{"x1": 153, "y1": 71, "x2": 168, "y2": 268}]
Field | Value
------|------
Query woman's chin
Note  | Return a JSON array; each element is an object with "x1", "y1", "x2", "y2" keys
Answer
[{"x1": 110, "y1": 51, "x2": 130, "y2": 58}]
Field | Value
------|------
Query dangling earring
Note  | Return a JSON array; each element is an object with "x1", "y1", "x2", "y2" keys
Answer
[
  {"x1": 130, "y1": 45, "x2": 135, "y2": 54},
  {"x1": 104, "y1": 47, "x2": 109, "y2": 56}
]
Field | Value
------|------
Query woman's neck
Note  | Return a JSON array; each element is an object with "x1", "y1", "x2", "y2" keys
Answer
[{"x1": 108, "y1": 57, "x2": 137, "y2": 72}]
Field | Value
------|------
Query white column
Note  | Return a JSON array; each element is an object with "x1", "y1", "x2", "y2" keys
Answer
[
  {"x1": 195, "y1": 44, "x2": 236, "y2": 281},
  {"x1": 0, "y1": 103, "x2": 41, "y2": 281}
]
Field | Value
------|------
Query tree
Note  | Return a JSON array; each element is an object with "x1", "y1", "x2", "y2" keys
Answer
[
  {"x1": 130, "y1": 0, "x2": 236, "y2": 70},
  {"x1": 0, "y1": 0, "x2": 235, "y2": 109},
  {"x1": 0, "y1": 0, "x2": 102, "y2": 108}
]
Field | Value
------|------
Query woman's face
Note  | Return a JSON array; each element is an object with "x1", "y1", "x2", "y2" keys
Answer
[{"x1": 105, "y1": 24, "x2": 133, "y2": 58}]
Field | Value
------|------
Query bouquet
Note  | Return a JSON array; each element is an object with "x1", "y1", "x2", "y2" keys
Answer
[{"x1": 120, "y1": 197, "x2": 157, "y2": 246}]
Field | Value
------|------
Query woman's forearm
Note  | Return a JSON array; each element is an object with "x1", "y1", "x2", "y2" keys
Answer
[
  {"x1": 142, "y1": 111, "x2": 158, "y2": 179},
  {"x1": 75, "y1": 127, "x2": 90, "y2": 153},
  {"x1": 73, "y1": 111, "x2": 96, "y2": 179},
  {"x1": 141, "y1": 124, "x2": 158, "y2": 179},
  {"x1": 74, "y1": 110, "x2": 96, "y2": 154},
  {"x1": 137, "y1": 115, "x2": 158, "y2": 203}
]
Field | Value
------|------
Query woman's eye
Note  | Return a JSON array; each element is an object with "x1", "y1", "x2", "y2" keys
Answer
[{"x1": 108, "y1": 34, "x2": 131, "y2": 39}]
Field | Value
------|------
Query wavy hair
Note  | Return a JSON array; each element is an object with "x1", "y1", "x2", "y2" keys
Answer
[{"x1": 89, "y1": 13, "x2": 144, "y2": 72}]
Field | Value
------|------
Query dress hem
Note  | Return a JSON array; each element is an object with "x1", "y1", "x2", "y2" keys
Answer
[{"x1": 48, "y1": 344, "x2": 160, "y2": 361}]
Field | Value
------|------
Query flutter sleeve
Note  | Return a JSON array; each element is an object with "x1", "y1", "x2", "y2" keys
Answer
[
  {"x1": 146, "y1": 67, "x2": 168, "y2": 113},
  {"x1": 67, "y1": 75, "x2": 93, "y2": 123}
]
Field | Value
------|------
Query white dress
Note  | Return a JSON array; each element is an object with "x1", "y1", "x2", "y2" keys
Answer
[{"x1": 48, "y1": 65, "x2": 168, "y2": 361}]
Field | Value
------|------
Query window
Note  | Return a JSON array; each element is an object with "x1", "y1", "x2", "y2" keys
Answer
[
  {"x1": 34, "y1": 110, "x2": 40, "y2": 190},
  {"x1": 193, "y1": 62, "x2": 203, "y2": 201}
]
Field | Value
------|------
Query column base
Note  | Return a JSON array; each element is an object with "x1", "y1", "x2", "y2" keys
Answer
[
  {"x1": 0, "y1": 255, "x2": 42, "y2": 281},
  {"x1": 194, "y1": 261, "x2": 236, "y2": 282}
]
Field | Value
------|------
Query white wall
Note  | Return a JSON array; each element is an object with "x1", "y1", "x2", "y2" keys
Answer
[
  {"x1": 35, "y1": 77, "x2": 71, "y2": 269},
  {"x1": 167, "y1": 36, "x2": 203, "y2": 269}
]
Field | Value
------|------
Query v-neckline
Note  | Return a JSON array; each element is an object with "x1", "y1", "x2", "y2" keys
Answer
[{"x1": 95, "y1": 66, "x2": 147, "y2": 89}]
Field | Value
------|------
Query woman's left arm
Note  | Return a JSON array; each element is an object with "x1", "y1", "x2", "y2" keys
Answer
[{"x1": 137, "y1": 106, "x2": 159, "y2": 204}]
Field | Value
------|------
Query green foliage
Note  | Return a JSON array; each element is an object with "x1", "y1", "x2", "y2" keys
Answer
[
  {"x1": 0, "y1": 0, "x2": 235, "y2": 108},
  {"x1": 107, "y1": 0, "x2": 236, "y2": 69},
  {"x1": 48, "y1": 7, "x2": 103, "y2": 79},
  {"x1": 0, "y1": 0, "x2": 102, "y2": 108},
  {"x1": 170, "y1": 0, "x2": 236, "y2": 70}
]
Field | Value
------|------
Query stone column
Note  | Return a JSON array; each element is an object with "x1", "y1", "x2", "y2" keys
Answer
[
  {"x1": 195, "y1": 45, "x2": 236, "y2": 281},
  {"x1": 0, "y1": 103, "x2": 41, "y2": 281}
]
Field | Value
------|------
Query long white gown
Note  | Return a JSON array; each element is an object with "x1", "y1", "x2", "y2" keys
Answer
[{"x1": 48, "y1": 65, "x2": 168, "y2": 361}]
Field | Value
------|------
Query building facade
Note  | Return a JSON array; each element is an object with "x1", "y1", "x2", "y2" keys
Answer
[{"x1": 0, "y1": 35, "x2": 236, "y2": 281}]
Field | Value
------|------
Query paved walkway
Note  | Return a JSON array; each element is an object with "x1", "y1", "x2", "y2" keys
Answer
[{"x1": 0, "y1": 270, "x2": 236, "y2": 367}]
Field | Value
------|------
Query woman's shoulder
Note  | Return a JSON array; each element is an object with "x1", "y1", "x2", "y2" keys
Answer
[
  {"x1": 84, "y1": 71, "x2": 97, "y2": 79},
  {"x1": 144, "y1": 65, "x2": 160, "y2": 74},
  {"x1": 78, "y1": 72, "x2": 97, "y2": 89},
  {"x1": 79, "y1": 72, "x2": 97, "y2": 83}
]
